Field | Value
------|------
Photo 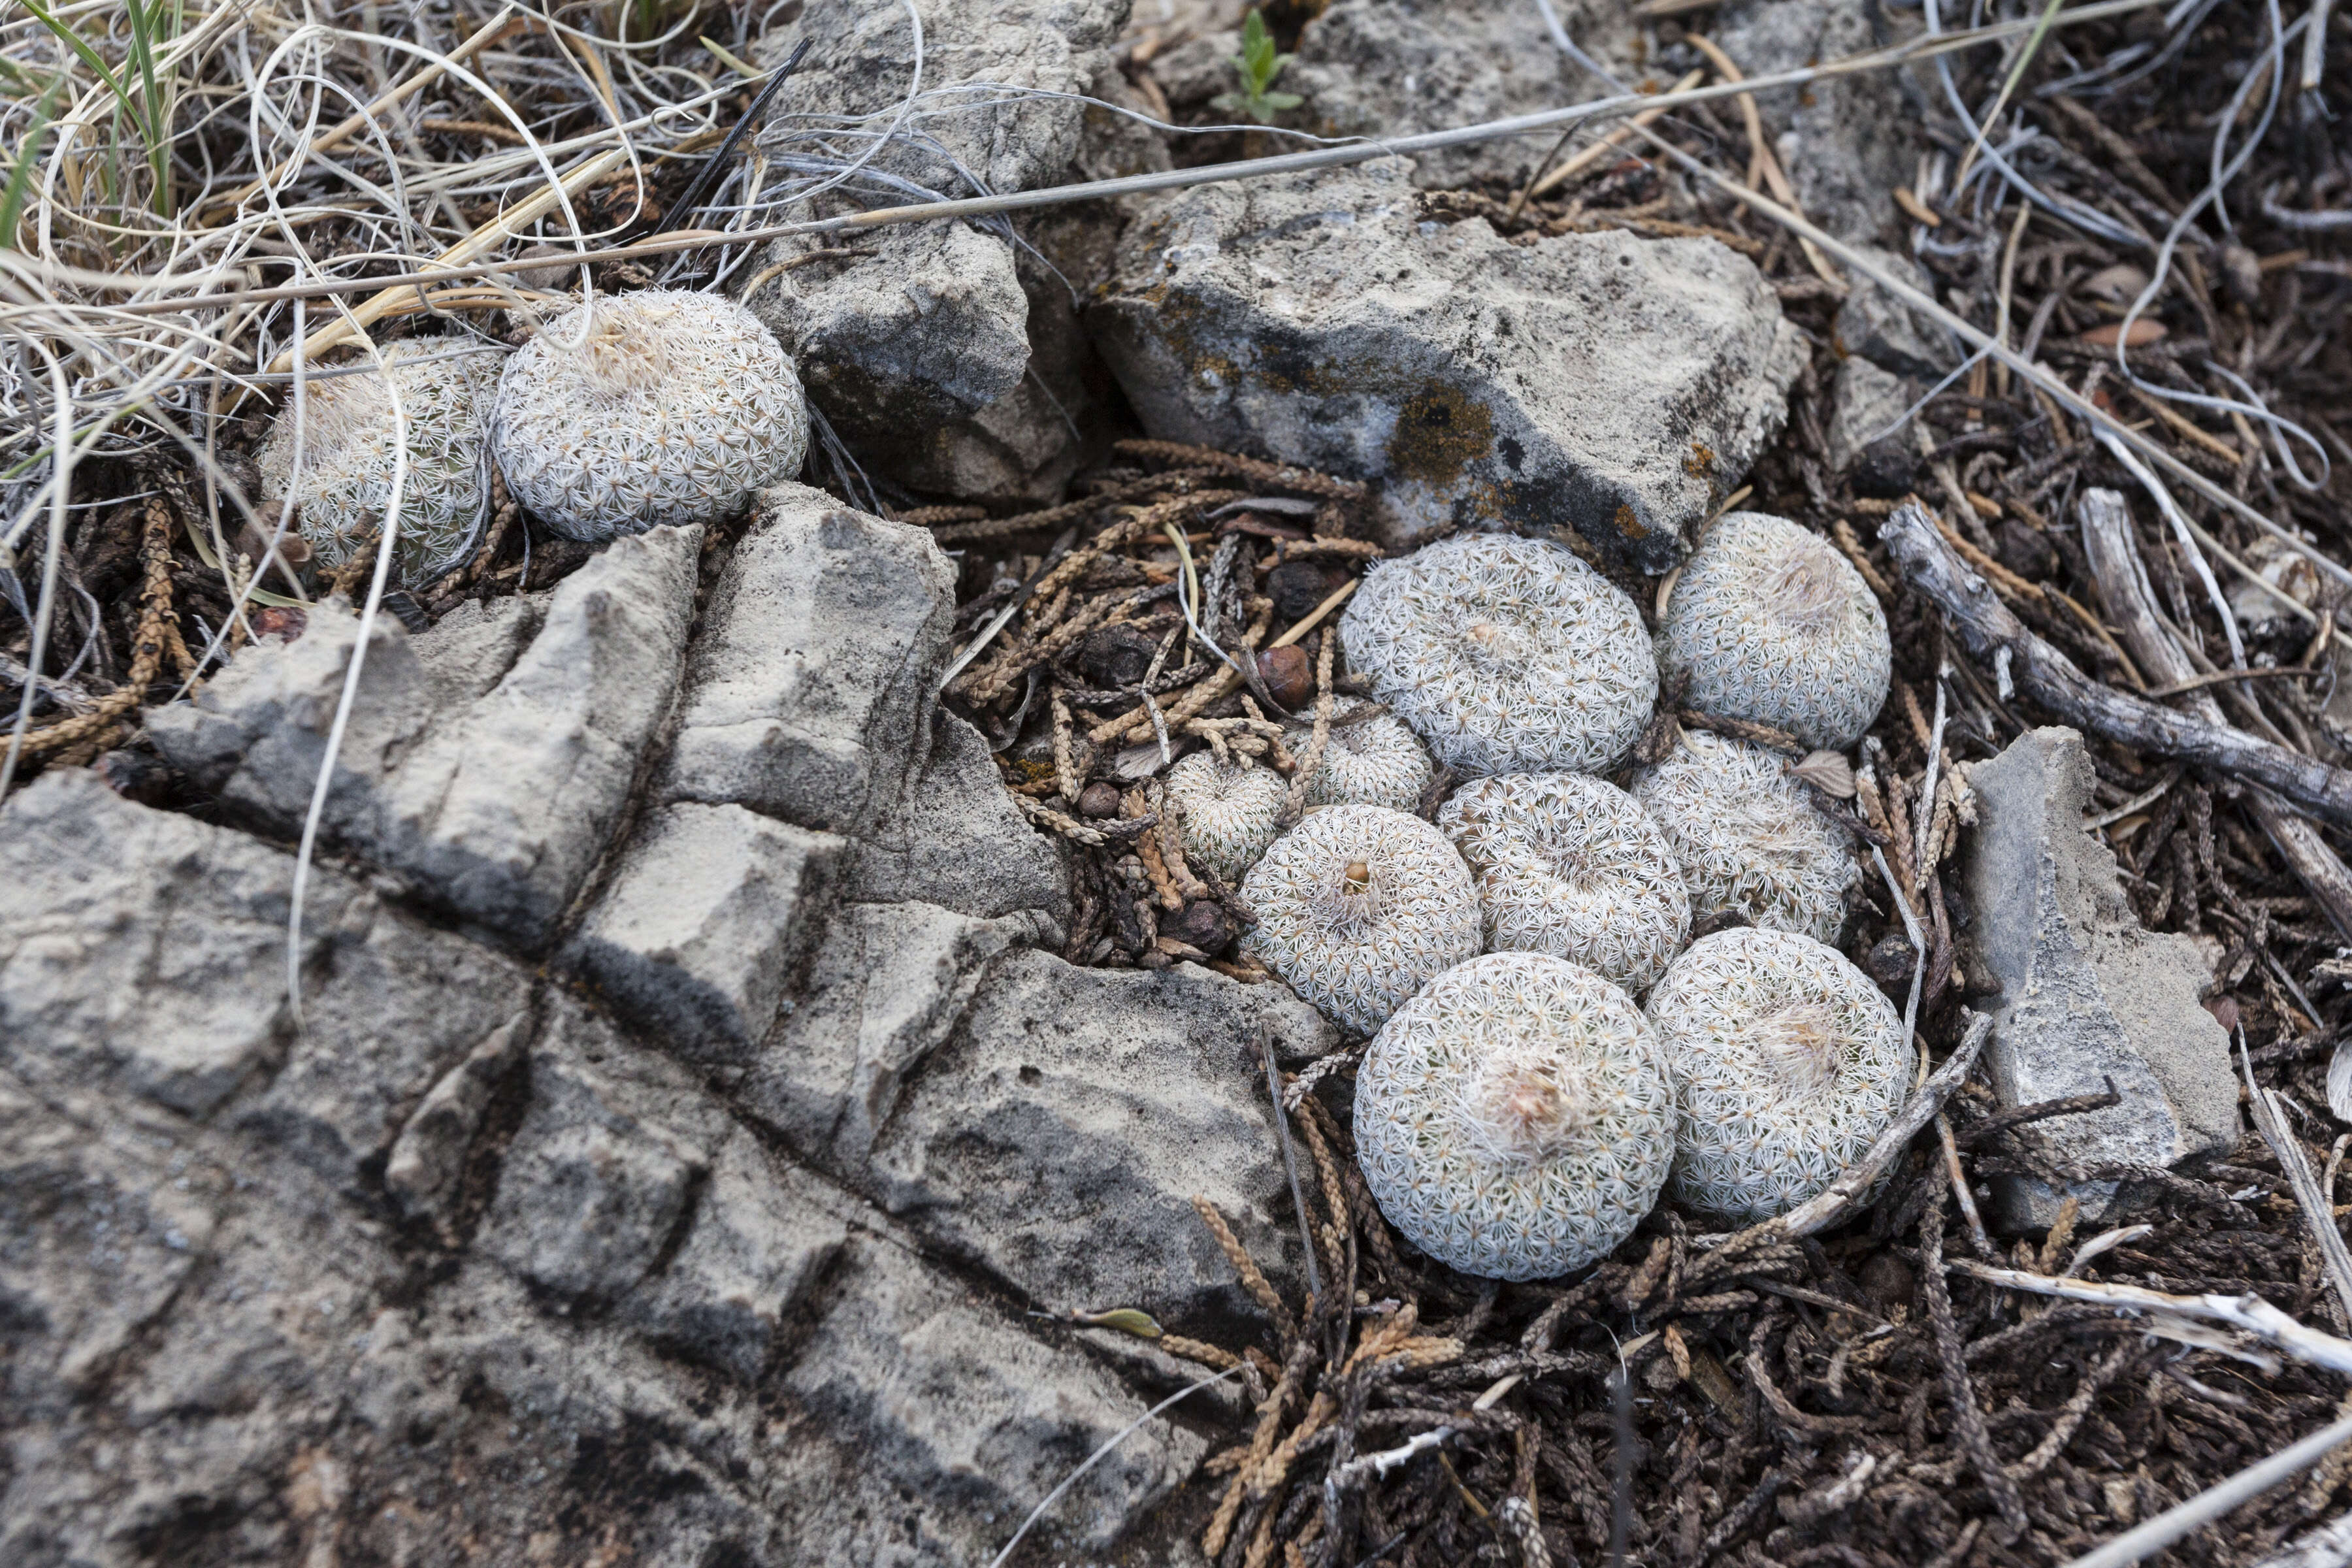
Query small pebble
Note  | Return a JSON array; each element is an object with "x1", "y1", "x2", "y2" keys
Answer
[
  {"x1": 1164, "y1": 898, "x2": 1237, "y2": 956},
  {"x1": 1268, "y1": 559, "x2": 1335, "y2": 621},
  {"x1": 251, "y1": 606, "x2": 308, "y2": 640},
  {"x1": 1857, "y1": 1252, "x2": 1914, "y2": 1313},
  {"x1": 1254, "y1": 644, "x2": 1312, "y2": 709},
  {"x1": 1077, "y1": 781, "x2": 1122, "y2": 818},
  {"x1": 1077, "y1": 624, "x2": 1158, "y2": 689},
  {"x1": 1863, "y1": 932, "x2": 1918, "y2": 993}
]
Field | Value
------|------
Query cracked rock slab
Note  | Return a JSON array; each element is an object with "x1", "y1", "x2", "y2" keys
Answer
[
  {"x1": 564, "y1": 802, "x2": 849, "y2": 1062},
  {"x1": 1092, "y1": 157, "x2": 1806, "y2": 569},
  {"x1": 660, "y1": 483, "x2": 955, "y2": 837},
  {"x1": 1961, "y1": 727, "x2": 2240, "y2": 1228},
  {"x1": 148, "y1": 525, "x2": 704, "y2": 948}
]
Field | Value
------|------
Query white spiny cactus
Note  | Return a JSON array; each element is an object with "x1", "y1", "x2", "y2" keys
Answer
[
  {"x1": 253, "y1": 342, "x2": 499, "y2": 586},
  {"x1": 1438, "y1": 772, "x2": 1691, "y2": 994},
  {"x1": 1631, "y1": 730, "x2": 1859, "y2": 944},
  {"x1": 1284, "y1": 697, "x2": 1435, "y2": 813},
  {"x1": 1239, "y1": 804, "x2": 1479, "y2": 1035},
  {"x1": 491, "y1": 289, "x2": 809, "y2": 542},
  {"x1": 1166, "y1": 751, "x2": 1286, "y2": 886},
  {"x1": 1646, "y1": 927, "x2": 1912, "y2": 1225},
  {"x1": 1354, "y1": 951, "x2": 1675, "y2": 1281},
  {"x1": 1658, "y1": 511, "x2": 1890, "y2": 749},
  {"x1": 1338, "y1": 532, "x2": 1656, "y2": 777}
]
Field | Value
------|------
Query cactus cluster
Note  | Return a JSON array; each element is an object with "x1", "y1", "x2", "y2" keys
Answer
[{"x1": 259, "y1": 291, "x2": 811, "y2": 575}]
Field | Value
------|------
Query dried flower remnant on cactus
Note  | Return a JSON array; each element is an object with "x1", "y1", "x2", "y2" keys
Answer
[
  {"x1": 1239, "y1": 804, "x2": 1479, "y2": 1035},
  {"x1": 491, "y1": 288, "x2": 809, "y2": 542},
  {"x1": 1658, "y1": 511, "x2": 1891, "y2": 750},
  {"x1": 1438, "y1": 772, "x2": 1691, "y2": 994},
  {"x1": 1339, "y1": 532, "x2": 1656, "y2": 777},
  {"x1": 1166, "y1": 751, "x2": 1286, "y2": 885},
  {"x1": 1632, "y1": 730, "x2": 1859, "y2": 944},
  {"x1": 1354, "y1": 951, "x2": 1674, "y2": 1281},
  {"x1": 1284, "y1": 697, "x2": 1435, "y2": 813},
  {"x1": 254, "y1": 342, "x2": 500, "y2": 587},
  {"x1": 1646, "y1": 927, "x2": 1912, "y2": 1225}
]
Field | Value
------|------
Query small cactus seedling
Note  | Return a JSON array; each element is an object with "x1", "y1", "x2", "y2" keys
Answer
[
  {"x1": 1646, "y1": 926, "x2": 1912, "y2": 1224},
  {"x1": 1284, "y1": 697, "x2": 1435, "y2": 813},
  {"x1": 490, "y1": 288, "x2": 808, "y2": 542},
  {"x1": 253, "y1": 342, "x2": 499, "y2": 586},
  {"x1": 1339, "y1": 532, "x2": 1656, "y2": 777},
  {"x1": 1239, "y1": 804, "x2": 1479, "y2": 1034},
  {"x1": 1658, "y1": 511, "x2": 1891, "y2": 749},
  {"x1": 1354, "y1": 951, "x2": 1676, "y2": 1280},
  {"x1": 1438, "y1": 772, "x2": 1691, "y2": 994},
  {"x1": 1166, "y1": 751, "x2": 1286, "y2": 885},
  {"x1": 1631, "y1": 730, "x2": 1859, "y2": 944}
]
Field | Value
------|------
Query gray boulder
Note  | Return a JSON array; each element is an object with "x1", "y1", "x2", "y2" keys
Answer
[
  {"x1": 1961, "y1": 727, "x2": 2240, "y2": 1228},
  {"x1": 148, "y1": 525, "x2": 703, "y2": 947},
  {"x1": 749, "y1": 0, "x2": 1148, "y2": 503},
  {"x1": 1283, "y1": 0, "x2": 1641, "y2": 191},
  {"x1": 1092, "y1": 157, "x2": 1806, "y2": 569}
]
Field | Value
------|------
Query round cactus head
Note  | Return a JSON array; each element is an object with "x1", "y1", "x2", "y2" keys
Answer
[
  {"x1": 1631, "y1": 730, "x2": 1859, "y2": 944},
  {"x1": 490, "y1": 288, "x2": 809, "y2": 542},
  {"x1": 253, "y1": 342, "x2": 499, "y2": 587},
  {"x1": 1646, "y1": 926, "x2": 1912, "y2": 1225},
  {"x1": 1166, "y1": 751, "x2": 1286, "y2": 886},
  {"x1": 1284, "y1": 697, "x2": 1435, "y2": 813},
  {"x1": 1238, "y1": 804, "x2": 1479, "y2": 1035},
  {"x1": 1658, "y1": 512, "x2": 1890, "y2": 749},
  {"x1": 1338, "y1": 532, "x2": 1656, "y2": 776},
  {"x1": 1354, "y1": 951, "x2": 1675, "y2": 1280},
  {"x1": 1438, "y1": 772, "x2": 1691, "y2": 994}
]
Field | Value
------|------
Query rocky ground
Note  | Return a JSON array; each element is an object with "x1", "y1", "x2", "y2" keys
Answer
[{"x1": 5, "y1": 0, "x2": 2352, "y2": 1565}]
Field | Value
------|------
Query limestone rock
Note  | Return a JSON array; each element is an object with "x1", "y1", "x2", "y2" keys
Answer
[
  {"x1": 1826, "y1": 356, "x2": 1919, "y2": 482},
  {"x1": 384, "y1": 1014, "x2": 529, "y2": 1230},
  {"x1": 1712, "y1": 0, "x2": 1929, "y2": 244},
  {"x1": 749, "y1": 0, "x2": 1146, "y2": 503},
  {"x1": 851, "y1": 708, "x2": 1070, "y2": 932},
  {"x1": 1285, "y1": 0, "x2": 1641, "y2": 191},
  {"x1": 864, "y1": 949, "x2": 1335, "y2": 1320},
  {"x1": 1092, "y1": 157, "x2": 1806, "y2": 569},
  {"x1": 661, "y1": 483, "x2": 955, "y2": 838},
  {"x1": 1961, "y1": 727, "x2": 2240, "y2": 1228},
  {"x1": 565, "y1": 802, "x2": 849, "y2": 1063},
  {"x1": 1835, "y1": 243, "x2": 1955, "y2": 379},
  {"x1": 148, "y1": 525, "x2": 704, "y2": 947}
]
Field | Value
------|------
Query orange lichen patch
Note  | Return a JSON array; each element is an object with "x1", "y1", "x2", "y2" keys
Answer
[
  {"x1": 1684, "y1": 442, "x2": 1716, "y2": 479},
  {"x1": 1614, "y1": 504, "x2": 1648, "y2": 540},
  {"x1": 1385, "y1": 385, "x2": 1495, "y2": 489}
]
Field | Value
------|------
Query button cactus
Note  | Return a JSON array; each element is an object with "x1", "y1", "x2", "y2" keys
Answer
[
  {"x1": 1354, "y1": 951, "x2": 1675, "y2": 1280},
  {"x1": 1631, "y1": 730, "x2": 1859, "y2": 944}
]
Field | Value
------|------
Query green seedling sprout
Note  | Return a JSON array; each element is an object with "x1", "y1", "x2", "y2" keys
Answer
[{"x1": 1212, "y1": 10, "x2": 1303, "y2": 124}]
